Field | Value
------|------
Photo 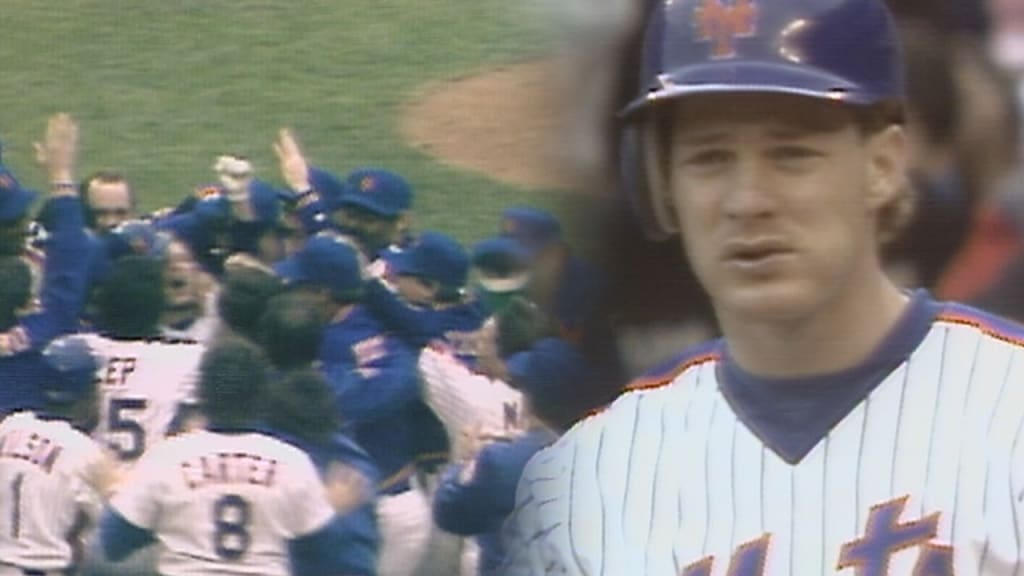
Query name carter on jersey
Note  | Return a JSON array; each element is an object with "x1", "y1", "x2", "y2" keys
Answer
[{"x1": 179, "y1": 451, "x2": 278, "y2": 490}]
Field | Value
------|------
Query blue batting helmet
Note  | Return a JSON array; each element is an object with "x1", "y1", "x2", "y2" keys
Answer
[{"x1": 620, "y1": 0, "x2": 905, "y2": 238}]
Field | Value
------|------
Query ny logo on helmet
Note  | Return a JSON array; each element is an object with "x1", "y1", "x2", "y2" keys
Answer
[{"x1": 694, "y1": 0, "x2": 758, "y2": 59}]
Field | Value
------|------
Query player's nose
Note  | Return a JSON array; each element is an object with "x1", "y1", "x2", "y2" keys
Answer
[{"x1": 723, "y1": 157, "x2": 775, "y2": 220}]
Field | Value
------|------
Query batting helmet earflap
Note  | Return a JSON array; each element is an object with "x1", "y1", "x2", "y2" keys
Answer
[{"x1": 619, "y1": 0, "x2": 906, "y2": 239}]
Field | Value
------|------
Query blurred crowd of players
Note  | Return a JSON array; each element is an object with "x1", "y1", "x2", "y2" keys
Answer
[{"x1": 0, "y1": 113, "x2": 621, "y2": 576}]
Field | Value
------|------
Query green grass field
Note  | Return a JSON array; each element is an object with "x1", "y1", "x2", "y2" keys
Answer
[{"x1": 0, "y1": 0, "x2": 572, "y2": 244}]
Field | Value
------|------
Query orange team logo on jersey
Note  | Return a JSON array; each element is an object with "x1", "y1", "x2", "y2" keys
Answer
[
  {"x1": 501, "y1": 218, "x2": 518, "y2": 235},
  {"x1": 694, "y1": 0, "x2": 758, "y2": 59},
  {"x1": 359, "y1": 176, "x2": 376, "y2": 193},
  {"x1": 194, "y1": 185, "x2": 221, "y2": 199}
]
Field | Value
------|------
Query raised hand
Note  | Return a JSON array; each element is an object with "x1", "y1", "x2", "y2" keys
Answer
[
  {"x1": 272, "y1": 128, "x2": 310, "y2": 192},
  {"x1": 33, "y1": 112, "x2": 79, "y2": 185}
]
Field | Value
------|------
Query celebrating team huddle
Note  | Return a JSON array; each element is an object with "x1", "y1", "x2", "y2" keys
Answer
[
  {"x1": 0, "y1": 108, "x2": 607, "y2": 576},
  {"x1": 9, "y1": 0, "x2": 1024, "y2": 574}
]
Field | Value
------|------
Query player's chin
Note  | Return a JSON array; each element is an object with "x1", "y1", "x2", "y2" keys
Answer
[{"x1": 714, "y1": 278, "x2": 820, "y2": 322}]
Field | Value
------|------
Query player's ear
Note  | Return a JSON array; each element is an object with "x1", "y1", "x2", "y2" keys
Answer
[{"x1": 864, "y1": 124, "x2": 909, "y2": 211}]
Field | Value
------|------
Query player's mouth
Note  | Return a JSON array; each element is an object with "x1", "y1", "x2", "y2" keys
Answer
[{"x1": 722, "y1": 239, "x2": 794, "y2": 271}]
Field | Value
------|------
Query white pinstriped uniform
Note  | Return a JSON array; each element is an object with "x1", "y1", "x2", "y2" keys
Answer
[
  {"x1": 0, "y1": 412, "x2": 104, "y2": 572},
  {"x1": 503, "y1": 298, "x2": 1024, "y2": 575},
  {"x1": 418, "y1": 345, "x2": 525, "y2": 440},
  {"x1": 418, "y1": 345, "x2": 525, "y2": 576}
]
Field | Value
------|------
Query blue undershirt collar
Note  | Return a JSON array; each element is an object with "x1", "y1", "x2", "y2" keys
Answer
[{"x1": 717, "y1": 289, "x2": 940, "y2": 464}]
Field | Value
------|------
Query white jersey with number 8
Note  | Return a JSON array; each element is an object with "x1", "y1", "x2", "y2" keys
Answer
[{"x1": 111, "y1": 429, "x2": 335, "y2": 576}]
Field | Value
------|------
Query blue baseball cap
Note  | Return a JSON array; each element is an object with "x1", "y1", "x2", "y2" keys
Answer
[
  {"x1": 390, "y1": 231, "x2": 469, "y2": 290},
  {"x1": 110, "y1": 220, "x2": 173, "y2": 259},
  {"x1": 0, "y1": 143, "x2": 38, "y2": 223},
  {"x1": 471, "y1": 236, "x2": 530, "y2": 292},
  {"x1": 505, "y1": 337, "x2": 585, "y2": 407},
  {"x1": 248, "y1": 179, "x2": 284, "y2": 226},
  {"x1": 273, "y1": 231, "x2": 364, "y2": 295},
  {"x1": 336, "y1": 168, "x2": 413, "y2": 218},
  {"x1": 500, "y1": 206, "x2": 562, "y2": 255},
  {"x1": 41, "y1": 335, "x2": 99, "y2": 404}
]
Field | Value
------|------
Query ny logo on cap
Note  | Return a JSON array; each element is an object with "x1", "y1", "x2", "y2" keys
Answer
[
  {"x1": 359, "y1": 176, "x2": 376, "y2": 193},
  {"x1": 694, "y1": 0, "x2": 758, "y2": 59}
]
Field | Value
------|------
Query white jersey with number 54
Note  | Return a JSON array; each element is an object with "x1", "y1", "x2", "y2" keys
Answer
[
  {"x1": 80, "y1": 333, "x2": 204, "y2": 473},
  {"x1": 111, "y1": 429, "x2": 335, "y2": 576}
]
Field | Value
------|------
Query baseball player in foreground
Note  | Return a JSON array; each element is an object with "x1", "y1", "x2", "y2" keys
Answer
[
  {"x1": 0, "y1": 336, "x2": 115, "y2": 576},
  {"x1": 503, "y1": 0, "x2": 1024, "y2": 574},
  {"x1": 99, "y1": 338, "x2": 348, "y2": 575}
]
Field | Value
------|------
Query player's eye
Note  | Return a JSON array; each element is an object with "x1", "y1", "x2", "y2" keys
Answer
[
  {"x1": 679, "y1": 149, "x2": 734, "y2": 171},
  {"x1": 769, "y1": 145, "x2": 823, "y2": 165}
]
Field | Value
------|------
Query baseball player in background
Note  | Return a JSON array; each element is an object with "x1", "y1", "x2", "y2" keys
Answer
[
  {"x1": 364, "y1": 229, "x2": 487, "y2": 365},
  {"x1": 503, "y1": 0, "x2": 1024, "y2": 574},
  {"x1": 0, "y1": 336, "x2": 115, "y2": 576},
  {"x1": 433, "y1": 337, "x2": 584, "y2": 576},
  {"x1": 83, "y1": 255, "x2": 205, "y2": 476},
  {"x1": 273, "y1": 231, "x2": 431, "y2": 576},
  {"x1": 0, "y1": 113, "x2": 92, "y2": 360},
  {"x1": 99, "y1": 338, "x2": 349, "y2": 575}
]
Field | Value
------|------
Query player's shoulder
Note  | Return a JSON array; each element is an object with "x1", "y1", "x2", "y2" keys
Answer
[
  {"x1": 584, "y1": 338, "x2": 720, "y2": 419},
  {"x1": 932, "y1": 299, "x2": 1024, "y2": 350},
  {"x1": 526, "y1": 339, "x2": 722, "y2": 471},
  {"x1": 0, "y1": 411, "x2": 100, "y2": 459},
  {"x1": 147, "y1": 428, "x2": 313, "y2": 464}
]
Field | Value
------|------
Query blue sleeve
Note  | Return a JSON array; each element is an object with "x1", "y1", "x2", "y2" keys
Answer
[
  {"x1": 98, "y1": 508, "x2": 157, "y2": 561},
  {"x1": 432, "y1": 448, "x2": 513, "y2": 535},
  {"x1": 363, "y1": 280, "x2": 442, "y2": 349},
  {"x1": 322, "y1": 338, "x2": 420, "y2": 425},
  {"x1": 289, "y1": 517, "x2": 378, "y2": 576},
  {"x1": 16, "y1": 196, "x2": 90, "y2": 352},
  {"x1": 329, "y1": 432, "x2": 381, "y2": 486}
]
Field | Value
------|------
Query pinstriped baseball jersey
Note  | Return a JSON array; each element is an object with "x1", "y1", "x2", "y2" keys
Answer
[
  {"x1": 503, "y1": 292, "x2": 1024, "y2": 575},
  {"x1": 0, "y1": 411, "x2": 104, "y2": 571},
  {"x1": 419, "y1": 345, "x2": 525, "y2": 441}
]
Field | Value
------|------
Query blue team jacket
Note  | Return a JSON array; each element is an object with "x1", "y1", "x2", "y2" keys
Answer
[
  {"x1": 264, "y1": 427, "x2": 380, "y2": 576},
  {"x1": 319, "y1": 306, "x2": 424, "y2": 495},
  {"x1": 0, "y1": 196, "x2": 90, "y2": 415},
  {"x1": 432, "y1": 428, "x2": 555, "y2": 576},
  {"x1": 363, "y1": 279, "x2": 487, "y2": 365}
]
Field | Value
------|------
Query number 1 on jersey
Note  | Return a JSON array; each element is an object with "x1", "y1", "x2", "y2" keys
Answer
[{"x1": 10, "y1": 473, "x2": 23, "y2": 539}]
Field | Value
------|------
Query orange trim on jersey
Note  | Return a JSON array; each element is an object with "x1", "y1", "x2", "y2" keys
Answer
[
  {"x1": 578, "y1": 353, "x2": 720, "y2": 423},
  {"x1": 625, "y1": 353, "x2": 720, "y2": 393},
  {"x1": 934, "y1": 312, "x2": 1024, "y2": 348}
]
